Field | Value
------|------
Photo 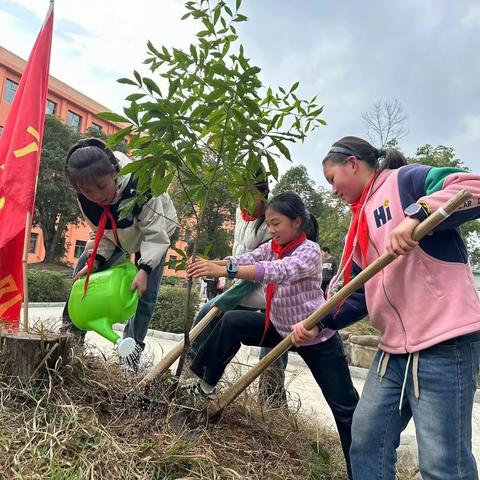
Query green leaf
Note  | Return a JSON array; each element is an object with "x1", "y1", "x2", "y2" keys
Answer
[
  {"x1": 181, "y1": 96, "x2": 196, "y2": 113},
  {"x1": 133, "y1": 70, "x2": 142, "y2": 86},
  {"x1": 233, "y1": 14, "x2": 248, "y2": 22},
  {"x1": 236, "y1": 0, "x2": 242, "y2": 10},
  {"x1": 271, "y1": 137, "x2": 291, "y2": 161},
  {"x1": 126, "y1": 93, "x2": 146, "y2": 102},
  {"x1": 151, "y1": 171, "x2": 174, "y2": 196},
  {"x1": 232, "y1": 108, "x2": 247, "y2": 125},
  {"x1": 118, "y1": 197, "x2": 137, "y2": 221},
  {"x1": 266, "y1": 152, "x2": 279, "y2": 180},
  {"x1": 146, "y1": 40, "x2": 161, "y2": 57},
  {"x1": 243, "y1": 97, "x2": 260, "y2": 115},
  {"x1": 168, "y1": 79, "x2": 181, "y2": 98},
  {"x1": 172, "y1": 247, "x2": 187, "y2": 258},
  {"x1": 189, "y1": 44, "x2": 198, "y2": 61},
  {"x1": 290, "y1": 81, "x2": 299, "y2": 93},
  {"x1": 97, "y1": 111, "x2": 130, "y2": 123},
  {"x1": 143, "y1": 77, "x2": 162, "y2": 96},
  {"x1": 213, "y1": 7, "x2": 221, "y2": 25},
  {"x1": 107, "y1": 125, "x2": 133, "y2": 145},
  {"x1": 117, "y1": 77, "x2": 137, "y2": 86},
  {"x1": 119, "y1": 161, "x2": 143, "y2": 175}
]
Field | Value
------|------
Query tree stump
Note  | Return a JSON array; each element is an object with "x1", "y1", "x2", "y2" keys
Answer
[{"x1": 0, "y1": 328, "x2": 72, "y2": 381}]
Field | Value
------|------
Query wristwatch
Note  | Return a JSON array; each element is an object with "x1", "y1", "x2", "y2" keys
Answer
[
  {"x1": 226, "y1": 262, "x2": 239, "y2": 279},
  {"x1": 404, "y1": 203, "x2": 429, "y2": 222}
]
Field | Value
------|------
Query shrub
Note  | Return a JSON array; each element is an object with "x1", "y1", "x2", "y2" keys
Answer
[
  {"x1": 150, "y1": 286, "x2": 200, "y2": 333},
  {"x1": 28, "y1": 270, "x2": 70, "y2": 302}
]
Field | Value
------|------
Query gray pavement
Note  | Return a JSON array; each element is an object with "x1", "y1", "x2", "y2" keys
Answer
[{"x1": 19, "y1": 303, "x2": 480, "y2": 470}]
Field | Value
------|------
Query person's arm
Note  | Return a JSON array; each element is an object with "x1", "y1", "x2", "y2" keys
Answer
[
  {"x1": 136, "y1": 194, "x2": 178, "y2": 273},
  {"x1": 418, "y1": 168, "x2": 480, "y2": 229},
  {"x1": 186, "y1": 259, "x2": 257, "y2": 280},
  {"x1": 387, "y1": 167, "x2": 480, "y2": 257},
  {"x1": 255, "y1": 242, "x2": 321, "y2": 284}
]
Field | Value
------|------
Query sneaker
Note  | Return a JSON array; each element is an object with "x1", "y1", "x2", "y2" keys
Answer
[{"x1": 184, "y1": 381, "x2": 217, "y2": 401}]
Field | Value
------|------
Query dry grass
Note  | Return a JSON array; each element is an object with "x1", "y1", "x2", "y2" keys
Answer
[{"x1": 0, "y1": 350, "x2": 350, "y2": 480}]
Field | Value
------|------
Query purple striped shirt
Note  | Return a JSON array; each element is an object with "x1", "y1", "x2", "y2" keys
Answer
[{"x1": 225, "y1": 239, "x2": 335, "y2": 345}]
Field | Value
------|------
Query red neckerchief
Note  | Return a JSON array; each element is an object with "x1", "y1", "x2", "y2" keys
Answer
[
  {"x1": 342, "y1": 174, "x2": 377, "y2": 285},
  {"x1": 241, "y1": 209, "x2": 256, "y2": 222},
  {"x1": 261, "y1": 232, "x2": 307, "y2": 343},
  {"x1": 83, "y1": 205, "x2": 118, "y2": 297}
]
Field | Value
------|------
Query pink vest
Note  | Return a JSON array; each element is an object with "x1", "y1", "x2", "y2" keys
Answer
[{"x1": 357, "y1": 169, "x2": 480, "y2": 353}]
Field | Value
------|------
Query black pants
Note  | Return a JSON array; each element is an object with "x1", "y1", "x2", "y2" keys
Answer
[{"x1": 190, "y1": 310, "x2": 359, "y2": 479}]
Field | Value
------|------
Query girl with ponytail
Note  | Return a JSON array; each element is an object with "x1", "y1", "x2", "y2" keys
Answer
[{"x1": 321, "y1": 135, "x2": 480, "y2": 479}]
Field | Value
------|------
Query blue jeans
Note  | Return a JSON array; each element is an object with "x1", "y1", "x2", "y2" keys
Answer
[
  {"x1": 62, "y1": 249, "x2": 165, "y2": 351},
  {"x1": 350, "y1": 331, "x2": 480, "y2": 480},
  {"x1": 188, "y1": 298, "x2": 289, "y2": 370}
]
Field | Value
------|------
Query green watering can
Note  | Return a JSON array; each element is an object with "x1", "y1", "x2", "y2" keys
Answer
[{"x1": 68, "y1": 261, "x2": 139, "y2": 357}]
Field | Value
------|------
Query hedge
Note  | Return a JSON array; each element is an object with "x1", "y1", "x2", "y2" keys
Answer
[
  {"x1": 27, "y1": 270, "x2": 70, "y2": 302},
  {"x1": 150, "y1": 286, "x2": 200, "y2": 334}
]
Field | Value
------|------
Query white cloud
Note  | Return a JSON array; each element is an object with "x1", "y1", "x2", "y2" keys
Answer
[
  {"x1": 462, "y1": 5, "x2": 480, "y2": 28},
  {"x1": 2, "y1": 0, "x2": 198, "y2": 111}
]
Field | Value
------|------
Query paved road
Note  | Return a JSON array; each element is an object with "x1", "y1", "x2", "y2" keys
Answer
[{"x1": 19, "y1": 304, "x2": 480, "y2": 470}]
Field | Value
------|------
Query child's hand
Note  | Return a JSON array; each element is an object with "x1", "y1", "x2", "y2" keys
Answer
[
  {"x1": 186, "y1": 258, "x2": 225, "y2": 279},
  {"x1": 131, "y1": 269, "x2": 148, "y2": 297},
  {"x1": 291, "y1": 321, "x2": 319, "y2": 347},
  {"x1": 386, "y1": 217, "x2": 420, "y2": 257},
  {"x1": 73, "y1": 265, "x2": 88, "y2": 281}
]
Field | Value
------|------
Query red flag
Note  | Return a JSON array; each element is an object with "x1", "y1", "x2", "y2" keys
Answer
[{"x1": 0, "y1": 2, "x2": 54, "y2": 324}]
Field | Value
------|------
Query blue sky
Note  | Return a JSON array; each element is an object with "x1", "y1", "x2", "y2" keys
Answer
[{"x1": 1, "y1": 0, "x2": 479, "y2": 187}]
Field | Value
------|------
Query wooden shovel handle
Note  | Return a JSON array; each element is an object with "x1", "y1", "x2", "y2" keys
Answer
[
  {"x1": 209, "y1": 189, "x2": 472, "y2": 417},
  {"x1": 137, "y1": 306, "x2": 221, "y2": 390}
]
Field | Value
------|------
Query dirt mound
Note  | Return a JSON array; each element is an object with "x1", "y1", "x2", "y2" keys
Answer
[{"x1": 0, "y1": 352, "x2": 346, "y2": 479}]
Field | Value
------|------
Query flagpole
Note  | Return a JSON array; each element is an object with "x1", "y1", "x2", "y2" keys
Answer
[{"x1": 22, "y1": 212, "x2": 32, "y2": 332}]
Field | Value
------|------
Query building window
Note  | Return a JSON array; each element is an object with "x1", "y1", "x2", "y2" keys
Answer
[
  {"x1": 168, "y1": 255, "x2": 177, "y2": 270},
  {"x1": 29, "y1": 232, "x2": 38, "y2": 254},
  {"x1": 74, "y1": 240, "x2": 87, "y2": 259},
  {"x1": 4, "y1": 79, "x2": 18, "y2": 103},
  {"x1": 66, "y1": 110, "x2": 82, "y2": 131},
  {"x1": 91, "y1": 122, "x2": 103, "y2": 131},
  {"x1": 46, "y1": 99, "x2": 57, "y2": 115}
]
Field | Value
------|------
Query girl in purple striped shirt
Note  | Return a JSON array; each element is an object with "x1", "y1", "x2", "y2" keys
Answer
[{"x1": 187, "y1": 192, "x2": 358, "y2": 479}]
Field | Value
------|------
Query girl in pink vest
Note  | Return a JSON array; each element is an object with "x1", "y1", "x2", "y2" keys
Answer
[{"x1": 321, "y1": 136, "x2": 480, "y2": 480}]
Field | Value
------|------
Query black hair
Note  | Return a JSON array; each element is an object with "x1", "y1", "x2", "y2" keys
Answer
[
  {"x1": 321, "y1": 246, "x2": 331, "y2": 254},
  {"x1": 322, "y1": 136, "x2": 407, "y2": 172},
  {"x1": 65, "y1": 138, "x2": 120, "y2": 190},
  {"x1": 266, "y1": 191, "x2": 319, "y2": 243}
]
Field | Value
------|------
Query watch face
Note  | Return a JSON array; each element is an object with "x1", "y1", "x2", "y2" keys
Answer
[{"x1": 405, "y1": 204, "x2": 422, "y2": 216}]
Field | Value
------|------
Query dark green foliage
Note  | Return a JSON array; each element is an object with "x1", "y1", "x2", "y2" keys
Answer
[
  {"x1": 272, "y1": 165, "x2": 323, "y2": 217},
  {"x1": 27, "y1": 270, "x2": 70, "y2": 302},
  {"x1": 35, "y1": 115, "x2": 82, "y2": 263},
  {"x1": 150, "y1": 286, "x2": 200, "y2": 333}
]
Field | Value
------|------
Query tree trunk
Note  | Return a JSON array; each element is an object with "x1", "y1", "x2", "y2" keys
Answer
[
  {"x1": 44, "y1": 215, "x2": 66, "y2": 263},
  {"x1": 0, "y1": 329, "x2": 72, "y2": 381}
]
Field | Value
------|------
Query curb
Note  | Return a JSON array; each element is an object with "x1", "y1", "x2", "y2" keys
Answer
[{"x1": 27, "y1": 302, "x2": 66, "y2": 308}]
